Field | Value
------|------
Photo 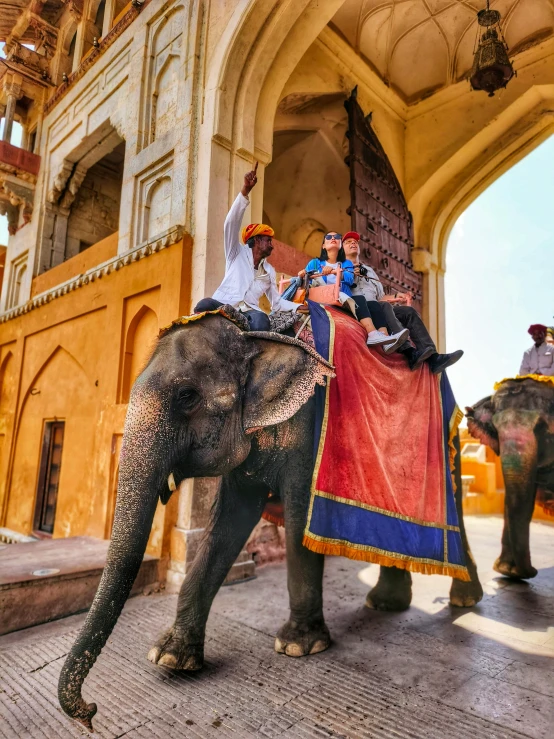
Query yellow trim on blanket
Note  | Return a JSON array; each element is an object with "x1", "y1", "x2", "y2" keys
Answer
[
  {"x1": 311, "y1": 489, "x2": 461, "y2": 531},
  {"x1": 494, "y1": 374, "x2": 554, "y2": 391},
  {"x1": 302, "y1": 534, "x2": 471, "y2": 581}
]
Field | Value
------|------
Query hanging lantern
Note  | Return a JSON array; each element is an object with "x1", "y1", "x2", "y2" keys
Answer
[{"x1": 470, "y1": 1, "x2": 514, "y2": 97}]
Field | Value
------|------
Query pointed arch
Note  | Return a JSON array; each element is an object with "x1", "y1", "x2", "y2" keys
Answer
[
  {"x1": 4, "y1": 345, "x2": 96, "y2": 536},
  {"x1": 120, "y1": 306, "x2": 159, "y2": 403}
]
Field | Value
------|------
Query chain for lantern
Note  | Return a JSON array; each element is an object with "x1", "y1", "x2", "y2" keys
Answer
[{"x1": 470, "y1": 0, "x2": 515, "y2": 97}]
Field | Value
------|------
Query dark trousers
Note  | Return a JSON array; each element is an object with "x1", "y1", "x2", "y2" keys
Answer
[
  {"x1": 353, "y1": 298, "x2": 437, "y2": 355},
  {"x1": 390, "y1": 304, "x2": 436, "y2": 355},
  {"x1": 194, "y1": 298, "x2": 271, "y2": 331}
]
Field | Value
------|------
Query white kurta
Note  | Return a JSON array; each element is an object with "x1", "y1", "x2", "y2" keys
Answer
[{"x1": 212, "y1": 193, "x2": 298, "y2": 313}]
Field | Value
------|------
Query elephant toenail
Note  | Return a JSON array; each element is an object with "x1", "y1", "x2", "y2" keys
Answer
[
  {"x1": 158, "y1": 653, "x2": 178, "y2": 668},
  {"x1": 285, "y1": 643, "x2": 305, "y2": 657},
  {"x1": 309, "y1": 640, "x2": 329, "y2": 655},
  {"x1": 274, "y1": 637, "x2": 286, "y2": 653},
  {"x1": 147, "y1": 647, "x2": 161, "y2": 663}
]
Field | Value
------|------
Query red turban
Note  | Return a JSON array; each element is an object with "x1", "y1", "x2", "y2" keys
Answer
[
  {"x1": 528, "y1": 324, "x2": 547, "y2": 335},
  {"x1": 241, "y1": 223, "x2": 274, "y2": 244},
  {"x1": 343, "y1": 231, "x2": 360, "y2": 242}
]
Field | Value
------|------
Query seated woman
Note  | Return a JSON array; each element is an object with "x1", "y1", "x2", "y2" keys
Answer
[{"x1": 298, "y1": 232, "x2": 407, "y2": 350}]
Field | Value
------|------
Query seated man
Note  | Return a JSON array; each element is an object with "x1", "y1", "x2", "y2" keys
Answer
[
  {"x1": 343, "y1": 231, "x2": 463, "y2": 374},
  {"x1": 195, "y1": 164, "x2": 300, "y2": 330},
  {"x1": 520, "y1": 324, "x2": 554, "y2": 376}
]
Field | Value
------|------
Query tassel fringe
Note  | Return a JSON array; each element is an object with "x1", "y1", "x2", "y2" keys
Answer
[
  {"x1": 302, "y1": 535, "x2": 471, "y2": 581},
  {"x1": 262, "y1": 511, "x2": 285, "y2": 527}
]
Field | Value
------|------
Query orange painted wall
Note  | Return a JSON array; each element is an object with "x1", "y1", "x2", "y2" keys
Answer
[
  {"x1": 31, "y1": 233, "x2": 119, "y2": 298},
  {"x1": 0, "y1": 236, "x2": 192, "y2": 561}
]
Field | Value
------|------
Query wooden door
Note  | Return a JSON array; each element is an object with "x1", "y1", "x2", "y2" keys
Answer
[
  {"x1": 33, "y1": 421, "x2": 65, "y2": 536},
  {"x1": 345, "y1": 89, "x2": 423, "y2": 312}
]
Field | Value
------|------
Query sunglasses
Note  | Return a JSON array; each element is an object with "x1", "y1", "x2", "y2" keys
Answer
[{"x1": 324, "y1": 233, "x2": 342, "y2": 241}]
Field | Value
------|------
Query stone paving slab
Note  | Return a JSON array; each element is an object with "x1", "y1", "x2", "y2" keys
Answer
[
  {"x1": 1, "y1": 516, "x2": 552, "y2": 738},
  {"x1": 0, "y1": 597, "x2": 537, "y2": 739}
]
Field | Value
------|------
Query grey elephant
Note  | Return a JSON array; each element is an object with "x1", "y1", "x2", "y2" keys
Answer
[
  {"x1": 467, "y1": 377, "x2": 554, "y2": 580},
  {"x1": 58, "y1": 310, "x2": 483, "y2": 730}
]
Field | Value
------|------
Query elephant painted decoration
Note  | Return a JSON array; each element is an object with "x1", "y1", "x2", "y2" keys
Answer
[
  {"x1": 467, "y1": 377, "x2": 554, "y2": 580},
  {"x1": 58, "y1": 310, "x2": 483, "y2": 730}
]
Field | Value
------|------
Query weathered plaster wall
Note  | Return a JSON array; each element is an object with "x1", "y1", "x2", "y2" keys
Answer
[{"x1": 0, "y1": 237, "x2": 192, "y2": 559}]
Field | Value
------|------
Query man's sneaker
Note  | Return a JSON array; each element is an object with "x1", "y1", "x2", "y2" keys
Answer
[
  {"x1": 429, "y1": 350, "x2": 464, "y2": 374},
  {"x1": 366, "y1": 330, "x2": 394, "y2": 347},
  {"x1": 408, "y1": 345, "x2": 435, "y2": 370},
  {"x1": 382, "y1": 328, "x2": 410, "y2": 353}
]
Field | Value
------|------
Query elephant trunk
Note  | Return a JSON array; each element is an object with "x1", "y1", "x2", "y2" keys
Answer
[
  {"x1": 497, "y1": 409, "x2": 539, "y2": 574},
  {"x1": 58, "y1": 383, "x2": 172, "y2": 730}
]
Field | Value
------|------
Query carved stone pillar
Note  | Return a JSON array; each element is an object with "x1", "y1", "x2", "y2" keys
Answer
[
  {"x1": 2, "y1": 92, "x2": 18, "y2": 143},
  {"x1": 411, "y1": 247, "x2": 445, "y2": 352},
  {"x1": 102, "y1": 0, "x2": 117, "y2": 36},
  {"x1": 166, "y1": 477, "x2": 255, "y2": 594}
]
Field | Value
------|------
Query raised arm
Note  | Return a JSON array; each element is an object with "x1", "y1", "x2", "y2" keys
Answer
[{"x1": 223, "y1": 164, "x2": 258, "y2": 265}]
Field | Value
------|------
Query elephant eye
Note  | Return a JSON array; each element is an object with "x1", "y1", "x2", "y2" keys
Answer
[{"x1": 177, "y1": 386, "x2": 200, "y2": 412}]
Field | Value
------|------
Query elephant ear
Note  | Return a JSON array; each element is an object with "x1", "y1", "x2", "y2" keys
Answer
[
  {"x1": 243, "y1": 332, "x2": 335, "y2": 433},
  {"x1": 466, "y1": 396, "x2": 499, "y2": 455}
]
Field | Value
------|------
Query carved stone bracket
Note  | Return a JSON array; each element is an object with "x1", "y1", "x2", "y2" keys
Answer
[
  {"x1": 0, "y1": 200, "x2": 19, "y2": 236},
  {"x1": 59, "y1": 162, "x2": 88, "y2": 209},
  {"x1": 0, "y1": 173, "x2": 36, "y2": 233},
  {"x1": 47, "y1": 160, "x2": 74, "y2": 204}
]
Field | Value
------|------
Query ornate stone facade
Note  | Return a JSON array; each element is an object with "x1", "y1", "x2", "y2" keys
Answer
[{"x1": 0, "y1": 0, "x2": 553, "y2": 584}]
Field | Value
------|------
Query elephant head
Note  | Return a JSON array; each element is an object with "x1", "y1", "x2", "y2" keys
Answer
[
  {"x1": 467, "y1": 379, "x2": 554, "y2": 579},
  {"x1": 466, "y1": 396, "x2": 499, "y2": 454},
  {"x1": 58, "y1": 311, "x2": 333, "y2": 729}
]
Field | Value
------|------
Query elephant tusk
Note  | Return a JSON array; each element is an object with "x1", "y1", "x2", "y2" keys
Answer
[{"x1": 167, "y1": 473, "x2": 177, "y2": 492}]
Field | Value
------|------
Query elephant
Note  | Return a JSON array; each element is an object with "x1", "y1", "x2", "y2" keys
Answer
[
  {"x1": 58, "y1": 309, "x2": 483, "y2": 730},
  {"x1": 466, "y1": 377, "x2": 554, "y2": 580}
]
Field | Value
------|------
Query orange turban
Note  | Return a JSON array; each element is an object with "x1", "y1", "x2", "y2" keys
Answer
[{"x1": 241, "y1": 223, "x2": 274, "y2": 244}]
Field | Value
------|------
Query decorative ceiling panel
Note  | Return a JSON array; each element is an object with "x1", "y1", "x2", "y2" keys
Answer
[{"x1": 331, "y1": 0, "x2": 554, "y2": 103}]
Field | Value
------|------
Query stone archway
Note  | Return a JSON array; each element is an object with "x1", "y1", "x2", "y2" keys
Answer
[
  {"x1": 192, "y1": 0, "x2": 345, "y2": 303},
  {"x1": 409, "y1": 91, "x2": 554, "y2": 349}
]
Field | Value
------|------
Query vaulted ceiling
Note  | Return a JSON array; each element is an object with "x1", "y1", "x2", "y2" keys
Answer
[{"x1": 330, "y1": 0, "x2": 554, "y2": 103}]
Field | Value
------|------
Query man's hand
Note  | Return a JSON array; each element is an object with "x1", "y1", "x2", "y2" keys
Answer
[
  {"x1": 241, "y1": 162, "x2": 258, "y2": 197},
  {"x1": 298, "y1": 269, "x2": 307, "y2": 277}
]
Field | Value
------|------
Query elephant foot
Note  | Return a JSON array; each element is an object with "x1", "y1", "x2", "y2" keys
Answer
[
  {"x1": 449, "y1": 577, "x2": 483, "y2": 608},
  {"x1": 365, "y1": 567, "x2": 412, "y2": 611},
  {"x1": 493, "y1": 558, "x2": 537, "y2": 580},
  {"x1": 147, "y1": 627, "x2": 204, "y2": 670},
  {"x1": 274, "y1": 619, "x2": 331, "y2": 658}
]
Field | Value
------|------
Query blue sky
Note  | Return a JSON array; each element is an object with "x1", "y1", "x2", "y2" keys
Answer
[
  {"x1": 445, "y1": 134, "x2": 554, "y2": 411},
  {"x1": 1, "y1": 121, "x2": 552, "y2": 413}
]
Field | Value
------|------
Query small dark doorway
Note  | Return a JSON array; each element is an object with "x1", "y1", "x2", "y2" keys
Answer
[{"x1": 33, "y1": 421, "x2": 65, "y2": 536}]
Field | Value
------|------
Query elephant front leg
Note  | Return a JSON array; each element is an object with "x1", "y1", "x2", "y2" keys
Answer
[
  {"x1": 365, "y1": 566, "x2": 412, "y2": 611},
  {"x1": 148, "y1": 474, "x2": 268, "y2": 669},
  {"x1": 494, "y1": 424, "x2": 538, "y2": 580},
  {"x1": 275, "y1": 480, "x2": 330, "y2": 658}
]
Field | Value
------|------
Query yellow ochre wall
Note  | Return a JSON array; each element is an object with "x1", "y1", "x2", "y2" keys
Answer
[{"x1": 0, "y1": 235, "x2": 192, "y2": 560}]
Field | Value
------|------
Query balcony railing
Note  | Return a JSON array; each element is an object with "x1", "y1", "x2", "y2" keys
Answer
[
  {"x1": 0, "y1": 142, "x2": 41, "y2": 179},
  {"x1": 44, "y1": 1, "x2": 146, "y2": 115}
]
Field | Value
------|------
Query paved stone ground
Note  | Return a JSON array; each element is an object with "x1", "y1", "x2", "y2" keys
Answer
[{"x1": 1, "y1": 515, "x2": 553, "y2": 738}]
